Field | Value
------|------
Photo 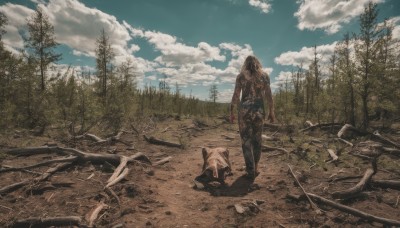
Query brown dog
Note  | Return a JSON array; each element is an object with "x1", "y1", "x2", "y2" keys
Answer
[{"x1": 195, "y1": 147, "x2": 232, "y2": 184}]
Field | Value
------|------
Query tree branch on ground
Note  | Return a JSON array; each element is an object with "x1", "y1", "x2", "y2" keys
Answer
[
  {"x1": 306, "y1": 192, "x2": 400, "y2": 227},
  {"x1": 331, "y1": 168, "x2": 375, "y2": 199},
  {"x1": 143, "y1": 135, "x2": 183, "y2": 148},
  {"x1": 287, "y1": 164, "x2": 322, "y2": 214},
  {"x1": 12, "y1": 216, "x2": 82, "y2": 228}
]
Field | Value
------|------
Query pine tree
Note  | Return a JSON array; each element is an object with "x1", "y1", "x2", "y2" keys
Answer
[
  {"x1": 355, "y1": 2, "x2": 382, "y2": 129},
  {"x1": 95, "y1": 29, "x2": 115, "y2": 101},
  {"x1": 336, "y1": 32, "x2": 356, "y2": 125},
  {"x1": 25, "y1": 7, "x2": 61, "y2": 92},
  {"x1": 0, "y1": 12, "x2": 7, "y2": 41},
  {"x1": 374, "y1": 20, "x2": 399, "y2": 125},
  {"x1": 209, "y1": 84, "x2": 218, "y2": 103}
]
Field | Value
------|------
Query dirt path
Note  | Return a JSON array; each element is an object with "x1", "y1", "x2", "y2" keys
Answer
[{"x1": 120, "y1": 120, "x2": 315, "y2": 227}]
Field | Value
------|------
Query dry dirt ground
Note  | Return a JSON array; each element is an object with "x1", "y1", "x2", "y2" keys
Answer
[{"x1": 0, "y1": 116, "x2": 399, "y2": 227}]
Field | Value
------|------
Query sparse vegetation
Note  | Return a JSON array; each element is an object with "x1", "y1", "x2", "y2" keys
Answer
[{"x1": 0, "y1": 2, "x2": 399, "y2": 227}]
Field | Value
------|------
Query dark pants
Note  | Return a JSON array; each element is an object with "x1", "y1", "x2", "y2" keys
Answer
[{"x1": 238, "y1": 101, "x2": 264, "y2": 177}]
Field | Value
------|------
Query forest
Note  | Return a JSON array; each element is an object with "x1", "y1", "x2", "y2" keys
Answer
[{"x1": 0, "y1": 2, "x2": 399, "y2": 227}]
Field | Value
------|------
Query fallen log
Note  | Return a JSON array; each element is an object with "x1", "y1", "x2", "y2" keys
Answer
[
  {"x1": 371, "y1": 131, "x2": 400, "y2": 149},
  {"x1": 351, "y1": 141, "x2": 384, "y2": 158},
  {"x1": 331, "y1": 168, "x2": 375, "y2": 199},
  {"x1": 381, "y1": 147, "x2": 400, "y2": 157},
  {"x1": 306, "y1": 192, "x2": 400, "y2": 227},
  {"x1": 143, "y1": 135, "x2": 183, "y2": 148},
  {"x1": 5, "y1": 146, "x2": 150, "y2": 165},
  {"x1": 0, "y1": 156, "x2": 78, "y2": 173},
  {"x1": 0, "y1": 162, "x2": 72, "y2": 195},
  {"x1": 12, "y1": 216, "x2": 82, "y2": 228},
  {"x1": 336, "y1": 125, "x2": 399, "y2": 149},
  {"x1": 287, "y1": 164, "x2": 322, "y2": 214},
  {"x1": 370, "y1": 179, "x2": 400, "y2": 190},
  {"x1": 300, "y1": 123, "x2": 342, "y2": 132},
  {"x1": 74, "y1": 131, "x2": 130, "y2": 146},
  {"x1": 4, "y1": 146, "x2": 66, "y2": 156},
  {"x1": 337, "y1": 124, "x2": 368, "y2": 138},
  {"x1": 329, "y1": 175, "x2": 363, "y2": 183},
  {"x1": 1, "y1": 146, "x2": 150, "y2": 194}
]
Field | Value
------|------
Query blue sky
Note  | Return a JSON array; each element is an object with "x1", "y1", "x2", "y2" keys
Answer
[{"x1": 1, "y1": 0, "x2": 399, "y2": 102}]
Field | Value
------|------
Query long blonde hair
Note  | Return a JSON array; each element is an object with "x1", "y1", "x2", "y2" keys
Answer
[{"x1": 241, "y1": 55, "x2": 264, "y2": 78}]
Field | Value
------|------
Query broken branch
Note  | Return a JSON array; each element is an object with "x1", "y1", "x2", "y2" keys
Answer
[
  {"x1": 0, "y1": 162, "x2": 72, "y2": 195},
  {"x1": 300, "y1": 123, "x2": 342, "y2": 132},
  {"x1": 307, "y1": 192, "x2": 400, "y2": 227},
  {"x1": 287, "y1": 164, "x2": 322, "y2": 214},
  {"x1": 326, "y1": 149, "x2": 338, "y2": 163},
  {"x1": 331, "y1": 168, "x2": 374, "y2": 199},
  {"x1": 143, "y1": 135, "x2": 183, "y2": 148},
  {"x1": 153, "y1": 156, "x2": 172, "y2": 166},
  {"x1": 86, "y1": 202, "x2": 108, "y2": 227},
  {"x1": 106, "y1": 168, "x2": 129, "y2": 188}
]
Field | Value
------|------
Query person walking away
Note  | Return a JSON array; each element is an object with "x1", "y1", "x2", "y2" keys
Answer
[{"x1": 230, "y1": 55, "x2": 276, "y2": 180}]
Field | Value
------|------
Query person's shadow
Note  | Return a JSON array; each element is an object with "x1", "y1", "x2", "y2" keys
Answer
[{"x1": 196, "y1": 175, "x2": 259, "y2": 197}]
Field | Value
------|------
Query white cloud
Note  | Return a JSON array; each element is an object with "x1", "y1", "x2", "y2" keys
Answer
[
  {"x1": 295, "y1": 0, "x2": 384, "y2": 34},
  {"x1": 248, "y1": 0, "x2": 271, "y2": 14},
  {"x1": 217, "y1": 88, "x2": 234, "y2": 103},
  {"x1": 72, "y1": 50, "x2": 92, "y2": 57},
  {"x1": 0, "y1": 3, "x2": 34, "y2": 53},
  {"x1": 383, "y1": 16, "x2": 400, "y2": 40},
  {"x1": 220, "y1": 42, "x2": 254, "y2": 71},
  {"x1": 41, "y1": 0, "x2": 132, "y2": 58},
  {"x1": 124, "y1": 23, "x2": 261, "y2": 86},
  {"x1": 270, "y1": 71, "x2": 293, "y2": 89},
  {"x1": 263, "y1": 67, "x2": 273, "y2": 75},
  {"x1": 274, "y1": 42, "x2": 337, "y2": 69},
  {"x1": 146, "y1": 75, "x2": 157, "y2": 81},
  {"x1": 125, "y1": 25, "x2": 226, "y2": 67},
  {"x1": 0, "y1": 0, "x2": 156, "y2": 75}
]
